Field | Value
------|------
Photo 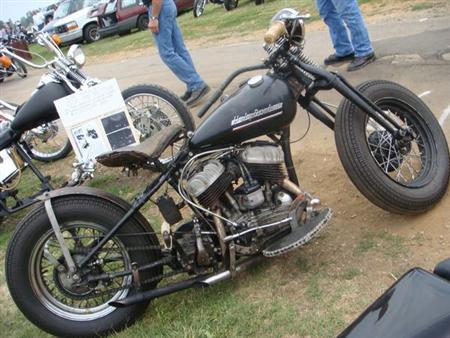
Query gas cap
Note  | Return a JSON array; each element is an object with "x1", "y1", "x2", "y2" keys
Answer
[{"x1": 247, "y1": 75, "x2": 264, "y2": 88}]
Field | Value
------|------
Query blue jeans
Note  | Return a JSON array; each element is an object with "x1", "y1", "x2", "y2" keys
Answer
[
  {"x1": 316, "y1": 0, "x2": 373, "y2": 57},
  {"x1": 150, "y1": 0, "x2": 204, "y2": 91}
]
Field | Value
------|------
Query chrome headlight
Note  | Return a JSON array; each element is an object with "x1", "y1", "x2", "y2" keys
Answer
[{"x1": 67, "y1": 44, "x2": 86, "y2": 68}]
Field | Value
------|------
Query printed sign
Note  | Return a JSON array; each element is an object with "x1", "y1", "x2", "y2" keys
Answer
[{"x1": 55, "y1": 79, "x2": 139, "y2": 163}]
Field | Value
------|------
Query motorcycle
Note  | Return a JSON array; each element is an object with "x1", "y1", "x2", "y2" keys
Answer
[
  {"x1": 0, "y1": 31, "x2": 193, "y2": 219},
  {"x1": 5, "y1": 8, "x2": 449, "y2": 337},
  {"x1": 0, "y1": 43, "x2": 28, "y2": 82}
]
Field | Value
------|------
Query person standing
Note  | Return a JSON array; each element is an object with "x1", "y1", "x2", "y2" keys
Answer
[
  {"x1": 145, "y1": 0, "x2": 209, "y2": 106},
  {"x1": 316, "y1": 0, "x2": 375, "y2": 72}
]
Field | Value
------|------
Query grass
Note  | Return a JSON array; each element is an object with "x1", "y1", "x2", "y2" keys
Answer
[{"x1": 411, "y1": 3, "x2": 434, "y2": 11}]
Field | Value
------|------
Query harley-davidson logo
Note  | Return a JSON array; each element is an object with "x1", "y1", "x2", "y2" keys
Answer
[{"x1": 231, "y1": 102, "x2": 283, "y2": 127}]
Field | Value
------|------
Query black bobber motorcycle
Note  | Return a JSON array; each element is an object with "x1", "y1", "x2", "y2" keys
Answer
[{"x1": 5, "y1": 8, "x2": 449, "y2": 337}]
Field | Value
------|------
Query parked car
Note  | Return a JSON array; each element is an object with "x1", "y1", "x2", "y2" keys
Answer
[
  {"x1": 91, "y1": 0, "x2": 205, "y2": 38},
  {"x1": 43, "y1": 0, "x2": 108, "y2": 45},
  {"x1": 90, "y1": 0, "x2": 149, "y2": 38}
]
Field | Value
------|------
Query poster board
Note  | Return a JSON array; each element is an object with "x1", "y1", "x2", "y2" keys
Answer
[{"x1": 55, "y1": 79, "x2": 139, "y2": 163}]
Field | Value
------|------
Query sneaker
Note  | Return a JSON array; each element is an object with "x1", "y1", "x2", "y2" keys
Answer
[
  {"x1": 347, "y1": 53, "x2": 376, "y2": 72},
  {"x1": 324, "y1": 53, "x2": 355, "y2": 66},
  {"x1": 180, "y1": 90, "x2": 192, "y2": 102},
  {"x1": 186, "y1": 84, "x2": 210, "y2": 107}
]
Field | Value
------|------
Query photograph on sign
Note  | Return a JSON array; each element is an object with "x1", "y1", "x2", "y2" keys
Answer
[
  {"x1": 71, "y1": 121, "x2": 108, "y2": 163},
  {"x1": 101, "y1": 111, "x2": 136, "y2": 150},
  {"x1": 54, "y1": 79, "x2": 139, "y2": 163}
]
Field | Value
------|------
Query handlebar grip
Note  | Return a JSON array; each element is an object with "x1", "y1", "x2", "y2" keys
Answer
[{"x1": 264, "y1": 21, "x2": 287, "y2": 44}]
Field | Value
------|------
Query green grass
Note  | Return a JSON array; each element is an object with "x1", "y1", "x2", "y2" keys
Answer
[{"x1": 411, "y1": 3, "x2": 433, "y2": 11}]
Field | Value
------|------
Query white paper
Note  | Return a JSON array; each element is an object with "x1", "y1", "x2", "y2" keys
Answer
[
  {"x1": 0, "y1": 149, "x2": 18, "y2": 183},
  {"x1": 55, "y1": 79, "x2": 138, "y2": 163}
]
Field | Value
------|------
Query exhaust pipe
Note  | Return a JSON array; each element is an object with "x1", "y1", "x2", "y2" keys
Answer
[{"x1": 110, "y1": 256, "x2": 263, "y2": 307}]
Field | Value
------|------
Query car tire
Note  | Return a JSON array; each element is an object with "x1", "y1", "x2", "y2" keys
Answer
[
  {"x1": 83, "y1": 23, "x2": 100, "y2": 43},
  {"x1": 137, "y1": 14, "x2": 149, "y2": 31}
]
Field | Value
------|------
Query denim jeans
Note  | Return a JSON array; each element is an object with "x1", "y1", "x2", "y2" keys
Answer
[
  {"x1": 150, "y1": 0, "x2": 204, "y2": 91},
  {"x1": 316, "y1": 0, "x2": 373, "y2": 57}
]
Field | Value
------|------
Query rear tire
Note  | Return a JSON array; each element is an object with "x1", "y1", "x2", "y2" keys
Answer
[
  {"x1": 6, "y1": 195, "x2": 161, "y2": 337},
  {"x1": 122, "y1": 84, "x2": 195, "y2": 167},
  {"x1": 335, "y1": 80, "x2": 449, "y2": 214},
  {"x1": 224, "y1": 0, "x2": 238, "y2": 11},
  {"x1": 193, "y1": 0, "x2": 207, "y2": 17},
  {"x1": 137, "y1": 14, "x2": 149, "y2": 31}
]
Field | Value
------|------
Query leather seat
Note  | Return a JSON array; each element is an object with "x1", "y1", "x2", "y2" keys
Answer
[
  {"x1": 434, "y1": 258, "x2": 450, "y2": 282},
  {"x1": 0, "y1": 126, "x2": 18, "y2": 150},
  {"x1": 96, "y1": 124, "x2": 183, "y2": 168}
]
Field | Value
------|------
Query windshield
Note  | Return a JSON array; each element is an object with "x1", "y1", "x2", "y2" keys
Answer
[{"x1": 54, "y1": 0, "x2": 105, "y2": 19}]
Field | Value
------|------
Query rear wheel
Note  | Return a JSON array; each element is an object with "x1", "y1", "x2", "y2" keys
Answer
[
  {"x1": 335, "y1": 80, "x2": 449, "y2": 214},
  {"x1": 137, "y1": 14, "x2": 149, "y2": 31},
  {"x1": 6, "y1": 196, "x2": 161, "y2": 337},
  {"x1": 193, "y1": 0, "x2": 207, "y2": 17},
  {"x1": 224, "y1": 0, "x2": 238, "y2": 11},
  {"x1": 122, "y1": 84, "x2": 195, "y2": 166}
]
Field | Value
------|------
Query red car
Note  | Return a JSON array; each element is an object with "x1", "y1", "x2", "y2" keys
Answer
[{"x1": 91, "y1": 0, "x2": 206, "y2": 38}]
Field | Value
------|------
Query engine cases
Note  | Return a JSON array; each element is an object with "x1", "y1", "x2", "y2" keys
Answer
[{"x1": 190, "y1": 74, "x2": 297, "y2": 149}]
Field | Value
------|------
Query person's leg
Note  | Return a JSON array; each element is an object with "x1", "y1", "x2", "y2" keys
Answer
[
  {"x1": 171, "y1": 18, "x2": 204, "y2": 91},
  {"x1": 331, "y1": 0, "x2": 373, "y2": 57},
  {"x1": 316, "y1": 0, "x2": 353, "y2": 57},
  {"x1": 152, "y1": 2, "x2": 203, "y2": 91}
]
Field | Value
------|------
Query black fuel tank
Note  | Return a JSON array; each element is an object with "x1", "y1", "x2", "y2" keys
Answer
[
  {"x1": 11, "y1": 82, "x2": 71, "y2": 132},
  {"x1": 190, "y1": 74, "x2": 296, "y2": 149}
]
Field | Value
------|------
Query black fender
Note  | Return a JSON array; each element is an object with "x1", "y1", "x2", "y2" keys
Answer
[{"x1": 36, "y1": 186, "x2": 160, "y2": 247}]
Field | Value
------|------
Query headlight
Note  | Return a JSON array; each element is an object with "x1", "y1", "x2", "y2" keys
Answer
[
  {"x1": 65, "y1": 21, "x2": 79, "y2": 31},
  {"x1": 67, "y1": 44, "x2": 86, "y2": 68}
]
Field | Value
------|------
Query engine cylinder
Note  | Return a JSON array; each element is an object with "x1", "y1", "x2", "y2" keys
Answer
[{"x1": 240, "y1": 145, "x2": 286, "y2": 184}]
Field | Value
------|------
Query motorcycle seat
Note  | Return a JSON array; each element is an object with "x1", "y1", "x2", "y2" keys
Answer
[
  {"x1": 96, "y1": 124, "x2": 183, "y2": 168},
  {"x1": 0, "y1": 126, "x2": 19, "y2": 150}
]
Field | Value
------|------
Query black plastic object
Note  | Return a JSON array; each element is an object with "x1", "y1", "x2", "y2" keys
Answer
[
  {"x1": 157, "y1": 195, "x2": 182, "y2": 225},
  {"x1": 190, "y1": 74, "x2": 296, "y2": 149},
  {"x1": 338, "y1": 268, "x2": 450, "y2": 338}
]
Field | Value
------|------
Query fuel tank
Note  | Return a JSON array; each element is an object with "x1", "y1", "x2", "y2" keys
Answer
[
  {"x1": 190, "y1": 74, "x2": 297, "y2": 149},
  {"x1": 11, "y1": 82, "x2": 71, "y2": 132}
]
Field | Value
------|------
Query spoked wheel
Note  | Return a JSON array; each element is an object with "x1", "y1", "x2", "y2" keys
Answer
[
  {"x1": 335, "y1": 80, "x2": 449, "y2": 214},
  {"x1": 6, "y1": 195, "x2": 161, "y2": 337},
  {"x1": 122, "y1": 84, "x2": 195, "y2": 166},
  {"x1": 193, "y1": 0, "x2": 207, "y2": 17},
  {"x1": 224, "y1": 0, "x2": 238, "y2": 10},
  {"x1": 12, "y1": 59, "x2": 27, "y2": 78},
  {"x1": 25, "y1": 121, "x2": 72, "y2": 162}
]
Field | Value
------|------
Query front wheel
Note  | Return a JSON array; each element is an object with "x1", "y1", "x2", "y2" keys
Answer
[
  {"x1": 12, "y1": 59, "x2": 27, "y2": 78},
  {"x1": 25, "y1": 121, "x2": 72, "y2": 162},
  {"x1": 6, "y1": 195, "x2": 162, "y2": 337},
  {"x1": 335, "y1": 80, "x2": 449, "y2": 214},
  {"x1": 122, "y1": 84, "x2": 195, "y2": 166}
]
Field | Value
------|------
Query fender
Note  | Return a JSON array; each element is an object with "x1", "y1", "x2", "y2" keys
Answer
[{"x1": 36, "y1": 186, "x2": 160, "y2": 247}]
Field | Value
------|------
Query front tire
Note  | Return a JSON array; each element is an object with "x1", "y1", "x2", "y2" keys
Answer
[
  {"x1": 335, "y1": 80, "x2": 449, "y2": 214},
  {"x1": 12, "y1": 59, "x2": 27, "y2": 78},
  {"x1": 83, "y1": 23, "x2": 100, "y2": 43},
  {"x1": 6, "y1": 195, "x2": 162, "y2": 337}
]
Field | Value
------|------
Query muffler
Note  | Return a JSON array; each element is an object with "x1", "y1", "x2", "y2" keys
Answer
[{"x1": 110, "y1": 256, "x2": 263, "y2": 307}]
